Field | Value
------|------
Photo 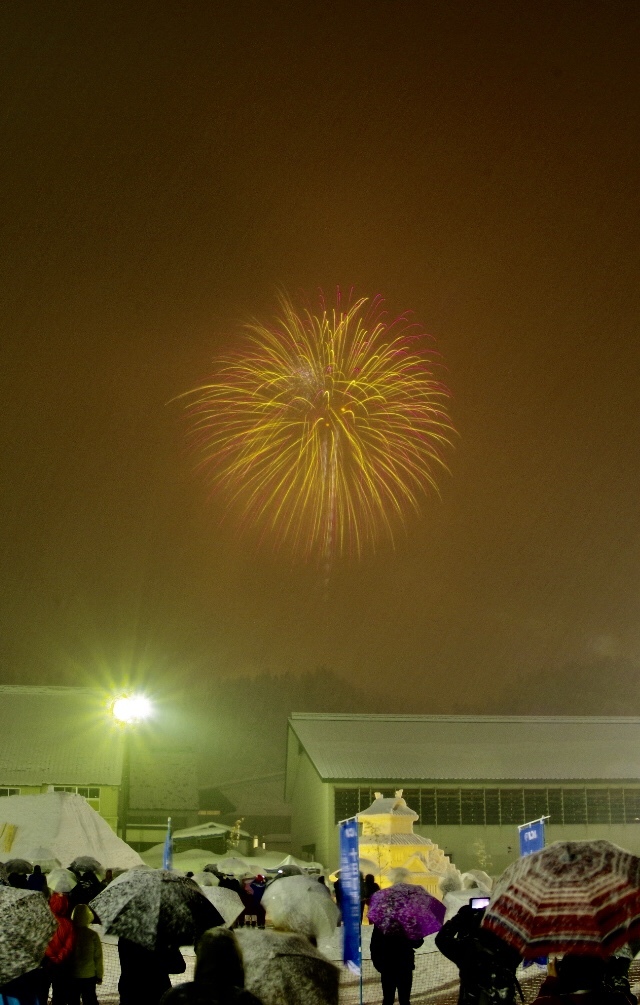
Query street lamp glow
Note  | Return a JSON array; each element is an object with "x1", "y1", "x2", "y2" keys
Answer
[{"x1": 111, "y1": 694, "x2": 152, "y2": 724}]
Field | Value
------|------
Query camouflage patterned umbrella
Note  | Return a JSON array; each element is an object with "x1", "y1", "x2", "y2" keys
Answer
[
  {"x1": 0, "y1": 886, "x2": 57, "y2": 984},
  {"x1": 90, "y1": 869, "x2": 224, "y2": 951}
]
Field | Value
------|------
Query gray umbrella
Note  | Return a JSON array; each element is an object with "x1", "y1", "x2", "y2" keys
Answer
[
  {"x1": 89, "y1": 869, "x2": 225, "y2": 951},
  {"x1": 0, "y1": 887, "x2": 57, "y2": 985},
  {"x1": 69, "y1": 856, "x2": 103, "y2": 876},
  {"x1": 4, "y1": 859, "x2": 34, "y2": 876}
]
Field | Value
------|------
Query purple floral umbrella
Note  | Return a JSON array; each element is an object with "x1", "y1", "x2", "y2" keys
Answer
[{"x1": 368, "y1": 883, "x2": 446, "y2": 940}]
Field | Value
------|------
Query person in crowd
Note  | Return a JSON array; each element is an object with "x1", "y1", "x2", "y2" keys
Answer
[
  {"x1": 67, "y1": 904, "x2": 102, "y2": 1005},
  {"x1": 249, "y1": 876, "x2": 266, "y2": 928},
  {"x1": 362, "y1": 873, "x2": 380, "y2": 921},
  {"x1": 43, "y1": 892, "x2": 76, "y2": 1005},
  {"x1": 235, "y1": 884, "x2": 340, "y2": 1005},
  {"x1": 8, "y1": 872, "x2": 28, "y2": 889},
  {"x1": 0, "y1": 968, "x2": 43, "y2": 1005},
  {"x1": 532, "y1": 952, "x2": 636, "y2": 1004},
  {"x1": 68, "y1": 871, "x2": 103, "y2": 913},
  {"x1": 118, "y1": 938, "x2": 186, "y2": 1005},
  {"x1": 435, "y1": 903, "x2": 522, "y2": 1005},
  {"x1": 160, "y1": 928, "x2": 263, "y2": 1005},
  {"x1": 27, "y1": 865, "x2": 47, "y2": 893},
  {"x1": 370, "y1": 921, "x2": 423, "y2": 1005}
]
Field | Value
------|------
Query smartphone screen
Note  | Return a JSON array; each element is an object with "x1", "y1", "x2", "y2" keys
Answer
[{"x1": 470, "y1": 896, "x2": 490, "y2": 909}]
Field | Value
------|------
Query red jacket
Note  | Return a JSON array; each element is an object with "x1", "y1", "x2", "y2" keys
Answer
[{"x1": 46, "y1": 893, "x2": 76, "y2": 966}]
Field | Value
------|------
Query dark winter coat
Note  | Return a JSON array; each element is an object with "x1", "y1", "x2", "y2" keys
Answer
[
  {"x1": 118, "y1": 938, "x2": 185, "y2": 1005},
  {"x1": 370, "y1": 925, "x2": 423, "y2": 975},
  {"x1": 160, "y1": 929, "x2": 263, "y2": 1005},
  {"x1": 235, "y1": 929, "x2": 339, "y2": 1005},
  {"x1": 435, "y1": 906, "x2": 521, "y2": 1005}
]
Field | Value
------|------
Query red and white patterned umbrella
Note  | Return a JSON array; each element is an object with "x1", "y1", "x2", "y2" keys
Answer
[{"x1": 482, "y1": 840, "x2": 640, "y2": 958}]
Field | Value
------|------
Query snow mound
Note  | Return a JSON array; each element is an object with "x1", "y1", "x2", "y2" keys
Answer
[{"x1": 0, "y1": 792, "x2": 142, "y2": 870}]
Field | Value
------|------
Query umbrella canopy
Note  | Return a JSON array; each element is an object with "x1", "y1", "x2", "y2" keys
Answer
[
  {"x1": 201, "y1": 886, "x2": 244, "y2": 926},
  {"x1": 0, "y1": 861, "x2": 8, "y2": 886},
  {"x1": 69, "y1": 856, "x2": 103, "y2": 876},
  {"x1": 194, "y1": 871, "x2": 218, "y2": 887},
  {"x1": 482, "y1": 840, "x2": 640, "y2": 958},
  {"x1": 368, "y1": 883, "x2": 446, "y2": 940},
  {"x1": 215, "y1": 856, "x2": 254, "y2": 877},
  {"x1": 262, "y1": 875, "x2": 340, "y2": 940},
  {"x1": 4, "y1": 858, "x2": 34, "y2": 876},
  {"x1": 27, "y1": 847, "x2": 61, "y2": 874},
  {"x1": 89, "y1": 868, "x2": 224, "y2": 951},
  {"x1": 47, "y1": 868, "x2": 78, "y2": 894},
  {"x1": 0, "y1": 887, "x2": 57, "y2": 984}
]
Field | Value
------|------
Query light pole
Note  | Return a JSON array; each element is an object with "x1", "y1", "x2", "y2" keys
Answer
[{"x1": 111, "y1": 694, "x2": 152, "y2": 845}]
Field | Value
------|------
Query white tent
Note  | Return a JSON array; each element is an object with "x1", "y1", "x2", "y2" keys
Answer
[{"x1": 0, "y1": 792, "x2": 142, "y2": 870}]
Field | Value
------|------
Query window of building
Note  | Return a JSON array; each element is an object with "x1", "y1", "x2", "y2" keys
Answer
[
  {"x1": 436, "y1": 789, "x2": 461, "y2": 825},
  {"x1": 334, "y1": 785, "x2": 640, "y2": 827},
  {"x1": 461, "y1": 788, "x2": 485, "y2": 825},
  {"x1": 0, "y1": 787, "x2": 20, "y2": 797},
  {"x1": 499, "y1": 789, "x2": 525, "y2": 825},
  {"x1": 562, "y1": 789, "x2": 587, "y2": 825},
  {"x1": 53, "y1": 786, "x2": 100, "y2": 811}
]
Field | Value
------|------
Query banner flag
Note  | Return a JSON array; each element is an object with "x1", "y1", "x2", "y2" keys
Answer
[
  {"x1": 162, "y1": 816, "x2": 173, "y2": 871},
  {"x1": 339, "y1": 817, "x2": 361, "y2": 975},
  {"x1": 519, "y1": 817, "x2": 545, "y2": 857}
]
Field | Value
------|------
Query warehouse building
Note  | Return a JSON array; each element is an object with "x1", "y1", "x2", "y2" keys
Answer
[{"x1": 285, "y1": 712, "x2": 640, "y2": 873}]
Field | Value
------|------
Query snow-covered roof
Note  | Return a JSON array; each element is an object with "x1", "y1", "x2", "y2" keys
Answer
[
  {"x1": 287, "y1": 713, "x2": 640, "y2": 784},
  {"x1": 0, "y1": 686, "x2": 123, "y2": 786},
  {"x1": 358, "y1": 793, "x2": 418, "y2": 819}
]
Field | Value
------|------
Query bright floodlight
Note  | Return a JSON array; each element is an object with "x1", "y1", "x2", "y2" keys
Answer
[{"x1": 112, "y1": 694, "x2": 152, "y2": 724}]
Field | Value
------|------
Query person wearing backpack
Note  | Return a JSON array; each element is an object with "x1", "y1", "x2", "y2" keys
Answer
[{"x1": 435, "y1": 904, "x2": 522, "y2": 1005}]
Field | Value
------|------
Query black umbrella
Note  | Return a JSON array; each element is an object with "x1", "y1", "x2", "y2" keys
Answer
[
  {"x1": 4, "y1": 858, "x2": 33, "y2": 875},
  {"x1": 90, "y1": 869, "x2": 224, "y2": 951},
  {"x1": 69, "y1": 856, "x2": 103, "y2": 875}
]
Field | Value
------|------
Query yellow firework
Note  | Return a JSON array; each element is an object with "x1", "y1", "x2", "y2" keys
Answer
[{"x1": 184, "y1": 293, "x2": 454, "y2": 560}]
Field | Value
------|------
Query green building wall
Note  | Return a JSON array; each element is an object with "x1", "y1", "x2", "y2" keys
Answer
[{"x1": 287, "y1": 756, "x2": 640, "y2": 873}]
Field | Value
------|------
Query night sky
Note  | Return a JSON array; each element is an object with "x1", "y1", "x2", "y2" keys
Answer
[{"x1": 2, "y1": 2, "x2": 640, "y2": 712}]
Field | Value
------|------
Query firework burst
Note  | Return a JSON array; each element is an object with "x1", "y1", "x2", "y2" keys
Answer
[{"x1": 183, "y1": 292, "x2": 454, "y2": 562}]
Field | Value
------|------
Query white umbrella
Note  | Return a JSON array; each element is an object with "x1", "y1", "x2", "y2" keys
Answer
[
  {"x1": 28, "y1": 846, "x2": 61, "y2": 874},
  {"x1": 47, "y1": 868, "x2": 77, "y2": 894},
  {"x1": 262, "y1": 874, "x2": 339, "y2": 940},
  {"x1": 201, "y1": 886, "x2": 244, "y2": 926},
  {"x1": 216, "y1": 856, "x2": 253, "y2": 877},
  {"x1": 194, "y1": 871, "x2": 219, "y2": 887}
]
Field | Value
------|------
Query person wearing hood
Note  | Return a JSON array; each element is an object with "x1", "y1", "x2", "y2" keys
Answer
[
  {"x1": 44, "y1": 893, "x2": 76, "y2": 1005},
  {"x1": 160, "y1": 929, "x2": 263, "y2": 1005},
  {"x1": 68, "y1": 904, "x2": 103, "y2": 1005},
  {"x1": 27, "y1": 865, "x2": 47, "y2": 893}
]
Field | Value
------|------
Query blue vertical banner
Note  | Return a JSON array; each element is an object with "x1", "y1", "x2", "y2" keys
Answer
[
  {"x1": 162, "y1": 816, "x2": 173, "y2": 870},
  {"x1": 519, "y1": 818, "x2": 545, "y2": 857},
  {"x1": 339, "y1": 818, "x2": 361, "y2": 975}
]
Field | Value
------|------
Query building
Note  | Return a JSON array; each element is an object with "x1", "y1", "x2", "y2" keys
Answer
[
  {"x1": 285, "y1": 712, "x2": 640, "y2": 873},
  {"x1": 0, "y1": 685, "x2": 198, "y2": 844},
  {"x1": 198, "y1": 771, "x2": 292, "y2": 852}
]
